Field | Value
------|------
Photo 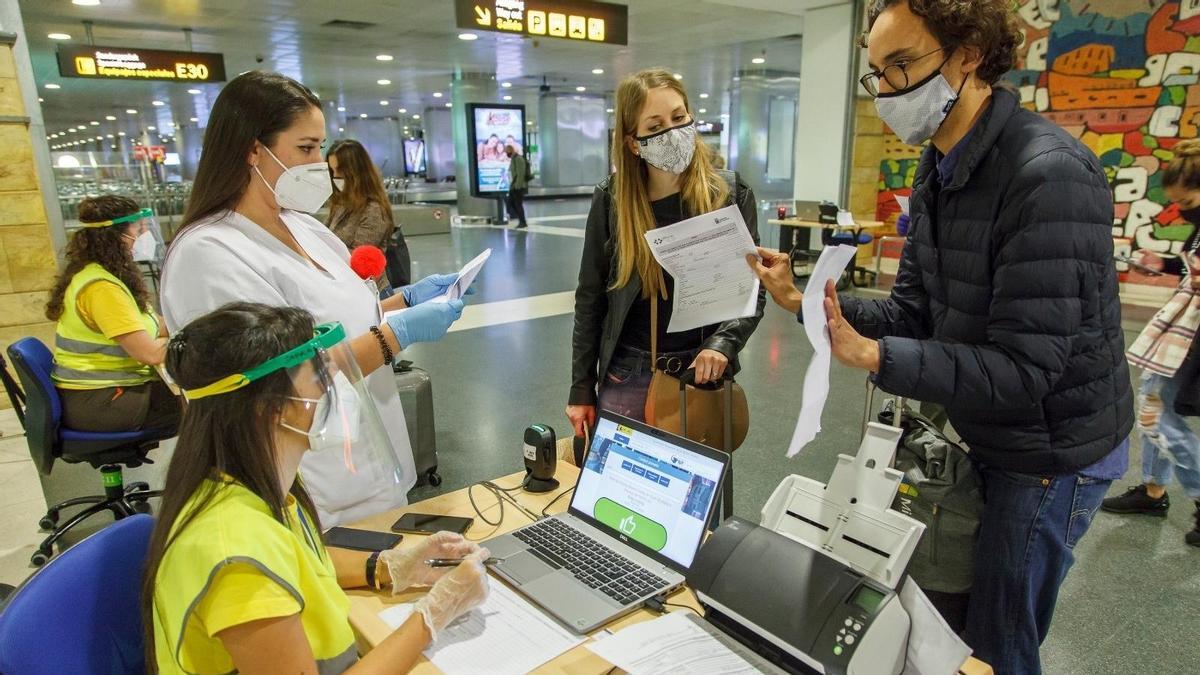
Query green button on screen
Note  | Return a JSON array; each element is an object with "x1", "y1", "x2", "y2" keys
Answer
[{"x1": 593, "y1": 497, "x2": 668, "y2": 551}]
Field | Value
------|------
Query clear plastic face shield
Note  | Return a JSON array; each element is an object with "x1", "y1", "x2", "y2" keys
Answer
[
  {"x1": 181, "y1": 322, "x2": 402, "y2": 485},
  {"x1": 80, "y1": 207, "x2": 166, "y2": 263}
]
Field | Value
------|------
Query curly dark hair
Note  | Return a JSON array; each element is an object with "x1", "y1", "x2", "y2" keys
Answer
[
  {"x1": 867, "y1": 0, "x2": 1023, "y2": 85},
  {"x1": 45, "y1": 195, "x2": 154, "y2": 321}
]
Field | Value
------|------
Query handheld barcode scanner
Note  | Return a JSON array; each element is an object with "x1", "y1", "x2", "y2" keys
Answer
[{"x1": 523, "y1": 424, "x2": 559, "y2": 493}]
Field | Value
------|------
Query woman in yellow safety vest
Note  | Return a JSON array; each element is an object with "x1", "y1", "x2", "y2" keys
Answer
[
  {"x1": 143, "y1": 303, "x2": 489, "y2": 674},
  {"x1": 45, "y1": 195, "x2": 180, "y2": 433}
]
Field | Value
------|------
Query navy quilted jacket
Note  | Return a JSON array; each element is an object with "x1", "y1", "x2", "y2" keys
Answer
[{"x1": 842, "y1": 88, "x2": 1133, "y2": 474}]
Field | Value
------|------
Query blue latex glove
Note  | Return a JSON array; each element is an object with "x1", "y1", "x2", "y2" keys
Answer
[
  {"x1": 387, "y1": 299, "x2": 465, "y2": 349},
  {"x1": 401, "y1": 273, "x2": 477, "y2": 306}
]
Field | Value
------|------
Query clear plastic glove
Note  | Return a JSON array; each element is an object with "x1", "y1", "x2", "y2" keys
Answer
[
  {"x1": 412, "y1": 548, "x2": 491, "y2": 641},
  {"x1": 386, "y1": 299, "x2": 464, "y2": 349},
  {"x1": 378, "y1": 531, "x2": 481, "y2": 592}
]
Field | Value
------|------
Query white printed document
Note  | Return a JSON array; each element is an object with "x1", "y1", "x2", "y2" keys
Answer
[
  {"x1": 586, "y1": 610, "x2": 775, "y2": 674},
  {"x1": 377, "y1": 579, "x2": 583, "y2": 674},
  {"x1": 431, "y1": 248, "x2": 491, "y2": 303},
  {"x1": 788, "y1": 245, "x2": 858, "y2": 457},
  {"x1": 643, "y1": 204, "x2": 760, "y2": 333}
]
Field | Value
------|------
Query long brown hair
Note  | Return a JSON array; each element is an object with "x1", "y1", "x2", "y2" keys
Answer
[
  {"x1": 177, "y1": 71, "x2": 321, "y2": 233},
  {"x1": 327, "y1": 139, "x2": 395, "y2": 233},
  {"x1": 611, "y1": 68, "x2": 728, "y2": 297},
  {"x1": 140, "y1": 303, "x2": 322, "y2": 671},
  {"x1": 45, "y1": 195, "x2": 152, "y2": 321}
]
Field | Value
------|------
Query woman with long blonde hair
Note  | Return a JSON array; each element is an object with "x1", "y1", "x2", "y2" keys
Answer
[{"x1": 567, "y1": 68, "x2": 765, "y2": 436}]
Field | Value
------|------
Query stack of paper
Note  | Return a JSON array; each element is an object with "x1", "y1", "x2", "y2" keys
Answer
[
  {"x1": 586, "y1": 610, "x2": 774, "y2": 674},
  {"x1": 377, "y1": 580, "x2": 583, "y2": 674}
]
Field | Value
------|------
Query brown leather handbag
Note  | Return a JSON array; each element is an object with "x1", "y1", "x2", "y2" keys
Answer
[{"x1": 643, "y1": 294, "x2": 750, "y2": 451}]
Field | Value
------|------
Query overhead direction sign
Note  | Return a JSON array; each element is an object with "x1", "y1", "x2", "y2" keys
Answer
[
  {"x1": 455, "y1": 0, "x2": 628, "y2": 45},
  {"x1": 57, "y1": 45, "x2": 227, "y2": 83}
]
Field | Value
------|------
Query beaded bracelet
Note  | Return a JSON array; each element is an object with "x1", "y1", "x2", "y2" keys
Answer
[{"x1": 369, "y1": 326, "x2": 394, "y2": 365}]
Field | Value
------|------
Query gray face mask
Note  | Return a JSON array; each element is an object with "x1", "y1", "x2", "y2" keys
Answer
[
  {"x1": 874, "y1": 66, "x2": 963, "y2": 146},
  {"x1": 635, "y1": 121, "x2": 697, "y2": 174}
]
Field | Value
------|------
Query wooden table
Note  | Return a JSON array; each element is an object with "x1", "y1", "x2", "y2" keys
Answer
[{"x1": 345, "y1": 465, "x2": 992, "y2": 674}]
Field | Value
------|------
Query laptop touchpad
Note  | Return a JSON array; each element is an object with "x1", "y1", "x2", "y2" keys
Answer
[{"x1": 499, "y1": 551, "x2": 556, "y2": 585}]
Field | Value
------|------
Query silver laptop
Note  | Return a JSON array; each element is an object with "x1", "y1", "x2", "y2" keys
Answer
[
  {"x1": 794, "y1": 199, "x2": 823, "y2": 221},
  {"x1": 486, "y1": 412, "x2": 730, "y2": 634}
]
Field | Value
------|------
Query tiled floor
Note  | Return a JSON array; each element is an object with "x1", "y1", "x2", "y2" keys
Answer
[{"x1": 1, "y1": 198, "x2": 1196, "y2": 672}]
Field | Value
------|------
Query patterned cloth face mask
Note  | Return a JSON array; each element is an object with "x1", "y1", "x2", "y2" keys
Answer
[{"x1": 635, "y1": 121, "x2": 697, "y2": 174}]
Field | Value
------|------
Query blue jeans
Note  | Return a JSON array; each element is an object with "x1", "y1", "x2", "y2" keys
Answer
[
  {"x1": 1139, "y1": 373, "x2": 1200, "y2": 499},
  {"x1": 964, "y1": 466, "x2": 1112, "y2": 675},
  {"x1": 596, "y1": 346, "x2": 696, "y2": 423}
]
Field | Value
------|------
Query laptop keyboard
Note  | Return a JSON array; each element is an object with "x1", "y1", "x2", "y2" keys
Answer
[{"x1": 512, "y1": 518, "x2": 670, "y2": 605}]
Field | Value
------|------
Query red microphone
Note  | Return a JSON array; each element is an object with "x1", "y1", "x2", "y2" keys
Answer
[{"x1": 349, "y1": 245, "x2": 388, "y2": 281}]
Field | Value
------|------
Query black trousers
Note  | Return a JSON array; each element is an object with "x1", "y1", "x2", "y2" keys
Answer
[
  {"x1": 506, "y1": 188, "x2": 527, "y2": 226},
  {"x1": 59, "y1": 380, "x2": 181, "y2": 433}
]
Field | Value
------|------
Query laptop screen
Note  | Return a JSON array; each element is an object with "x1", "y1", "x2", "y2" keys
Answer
[{"x1": 570, "y1": 414, "x2": 728, "y2": 570}]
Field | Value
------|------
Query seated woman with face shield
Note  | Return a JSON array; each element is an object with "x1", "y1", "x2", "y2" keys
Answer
[
  {"x1": 45, "y1": 195, "x2": 179, "y2": 434},
  {"x1": 144, "y1": 303, "x2": 489, "y2": 674}
]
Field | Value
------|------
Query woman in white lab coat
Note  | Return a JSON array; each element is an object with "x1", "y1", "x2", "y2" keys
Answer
[{"x1": 161, "y1": 71, "x2": 465, "y2": 526}]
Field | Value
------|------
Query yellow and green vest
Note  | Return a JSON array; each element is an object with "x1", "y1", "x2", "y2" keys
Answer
[{"x1": 51, "y1": 263, "x2": 158, "y2": 390}]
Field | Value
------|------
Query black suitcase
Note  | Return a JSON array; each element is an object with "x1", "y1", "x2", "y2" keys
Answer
[{"x1": 393, "y1": 360, "x2": 440, "y2": 486}]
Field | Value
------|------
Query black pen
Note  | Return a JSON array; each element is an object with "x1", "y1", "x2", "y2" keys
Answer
[{"x1": 425, "y1": 557, "x2": 500, "y2": 568}]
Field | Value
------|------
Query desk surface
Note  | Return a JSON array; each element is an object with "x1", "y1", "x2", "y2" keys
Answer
[
  {"x1": 769, "y1": 218, "x2": 886, "y2": 230},
  {"x1": 346, "y1": 466, "x2": 992, "y2": 675}
]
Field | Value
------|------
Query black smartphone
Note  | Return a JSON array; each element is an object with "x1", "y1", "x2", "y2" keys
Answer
[
  {"x1": 323, "y1": 527, "x2": 403, "y2": 552},
  {"x1": 391, "y1": 512, "x2": 474, "y2": 535}
]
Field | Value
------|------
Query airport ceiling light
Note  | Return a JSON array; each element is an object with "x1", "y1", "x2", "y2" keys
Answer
[
  {"x1": 48, "y1": 33, "x2": 71, "y2": 40},
  {"x1": 380, "y1": 100, "x2": 389, "y2": 106},
  {"x1": 501, "y1": 82, "x2": 512, "y2": 88},
  {"x1": 104, "y1": 115, "x2": 116, "y2": 120},
  {"x1": 126, "y1": 108, "x2": 137, "y2": 114},
  {"x1": 752, "y1": 57, "x2": 765, "y2": 64},
  {"x1": 398, "y1": 107, "x2": 407, "y2": 113},
  {"x1": 376, "y1": 54, "x2": 393, "y2": 61},
  {"x1": 188, "y1": 88, "x2": 201, "y2": 95},
  {"x1": 458, "y1": 33, "x2": 478, "y2": 41},
  {"x1": 360, "y1": 113, "x2": 367, "y2": 118},
  {"x1": 592, "y1": 68, "x2": 604, "y2": 74},
  {"x1": 673, "y1": 73, "x2": 682, "y2": 79},
  {"x1": 377, "y1": 79, "x2": 391, "y2": 85},
  {"x1": 700, "y1": 93, "x2": 709, "y2": 98},
  {"x1": 503, "y1": 95, "x2": 512, "y2": 100},
  {"x1": 337, "y1": 106, "x2": 346, "y2": 112},
  {"x1": 412, "y1": 114, "x2": 420, "y2": 119},
  {"x1": 152, "y1": 100, "x2": 165, "y2": 106},
  {"x1": 433, "y1": 92, "x2": 443, "y2": 98},
  {"x1": 45, "y1": 83, "x2": 61, "y2": 89},
  {"x1": 72, "y1": 0, "x2": 102, "y2": 6},
  {"x1": 576, "y1": 86, "x2": 586, "y2": 92}
]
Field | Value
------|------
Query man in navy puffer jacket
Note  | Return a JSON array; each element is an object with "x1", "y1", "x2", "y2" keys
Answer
[{"x1": 752, "y1": 2, "x2": 1133, "y2": 673}]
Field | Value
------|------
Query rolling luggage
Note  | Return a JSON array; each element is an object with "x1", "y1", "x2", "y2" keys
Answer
[{"x1": 393, "y1": 360, "x2": 440, "y2": 486}]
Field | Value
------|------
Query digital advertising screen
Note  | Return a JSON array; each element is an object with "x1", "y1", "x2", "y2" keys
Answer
[
  {"x1": 466, "y1": 104, "x2": 525, "y2": 196},
  {"x1": 403, "y1": 139, "x2": 426, "y2": 175}
]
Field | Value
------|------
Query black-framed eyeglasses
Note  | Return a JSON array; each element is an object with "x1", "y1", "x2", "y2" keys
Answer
[{"x1": 860, "y1": 46, "x2": 948, "y2": 97}]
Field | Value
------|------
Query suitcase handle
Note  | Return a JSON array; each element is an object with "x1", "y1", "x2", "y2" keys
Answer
[{"x1": 678, "y1": 367, "x2": 733, "y2": 391}]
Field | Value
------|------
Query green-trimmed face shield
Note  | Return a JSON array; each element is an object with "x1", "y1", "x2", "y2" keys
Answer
[
  {"x1": 79, "y1": 207, "x2": 165, "y2": 263},
  {"x1": 182, "y1": 322, "x2": 402, "y2": 488}
]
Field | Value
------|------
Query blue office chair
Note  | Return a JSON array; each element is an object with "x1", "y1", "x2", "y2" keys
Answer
[
  {"x1": 3, "y1": 338, "x2": 176, "y2": 566},
  {"x1": 0, "y1": 514, "x2": 154, "y2": 674}
]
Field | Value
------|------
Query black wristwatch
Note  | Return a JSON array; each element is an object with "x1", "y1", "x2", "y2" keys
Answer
[{"x1": 366, "y1": 551, "x2": 382, "y2": 590}]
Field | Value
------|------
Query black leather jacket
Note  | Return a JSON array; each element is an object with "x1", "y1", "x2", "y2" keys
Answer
[{"x1": 569, "y1": 170, "x2": 766, "y2": 406}]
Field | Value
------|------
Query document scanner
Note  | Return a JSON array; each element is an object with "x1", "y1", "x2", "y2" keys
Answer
[{"x1": 686, "y1": 423, "x2": 926, "y2": 675}]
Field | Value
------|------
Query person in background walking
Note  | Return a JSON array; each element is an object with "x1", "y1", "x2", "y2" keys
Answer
[{"x1": 505, "y1": 145, "x2": 529, "y2": 229}]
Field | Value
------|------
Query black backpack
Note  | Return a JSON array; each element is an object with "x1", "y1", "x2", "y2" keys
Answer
[{"x1": 523, "y1": 154, "x2": 534, "y2": 183}]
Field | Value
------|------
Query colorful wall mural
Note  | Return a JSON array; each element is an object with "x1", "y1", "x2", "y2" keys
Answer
[{"x1": 874, "y1": 0, "x2": 1200, "y2": 285}]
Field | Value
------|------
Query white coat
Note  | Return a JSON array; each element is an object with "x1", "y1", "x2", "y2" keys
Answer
[{"x1": 160, "y1": 208, "x2": 416, "y2": 526}]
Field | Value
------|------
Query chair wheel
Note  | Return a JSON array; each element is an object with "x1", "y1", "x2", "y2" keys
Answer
[
  {"x1": 38, "y1": 515, "x2": 57, "y2": 531},
  {"x1": 426, "y1": 470, "x2": 443, "y2": 487},
  {"x1": 30, "y1": 549, "x2": 51, "y2": 567}
]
